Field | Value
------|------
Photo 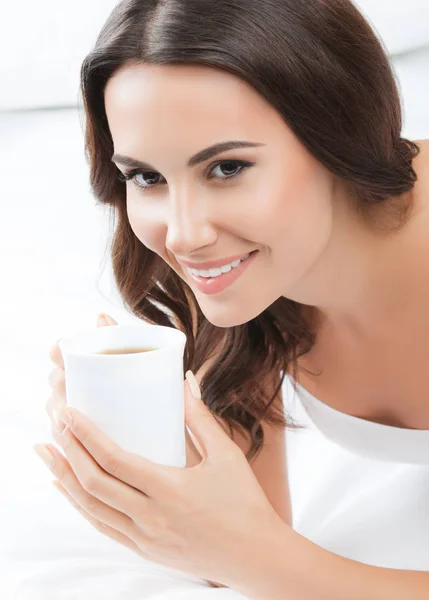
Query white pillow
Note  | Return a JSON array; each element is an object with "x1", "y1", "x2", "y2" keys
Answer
[
  {"x1": 352, "y1": 0, "x2": 429, "y2": 56},
  {"x1": 0, "y1": 0, "x2": 428, "y2": 111},
  {"x1": 0, "y1": 0, "x2": 119, "y2": 111}
]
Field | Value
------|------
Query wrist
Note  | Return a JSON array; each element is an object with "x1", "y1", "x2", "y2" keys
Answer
[{"x1": 226, "y1": 518, "x2": 304, "y2": 599}]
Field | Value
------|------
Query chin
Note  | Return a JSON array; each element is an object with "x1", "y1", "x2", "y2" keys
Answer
[
  {"x1": 208, "y1": 317, "x2": 248, "y2": 328},
  {"x1": 198, "y1": 304, "x2": 260, "y2": 329}
]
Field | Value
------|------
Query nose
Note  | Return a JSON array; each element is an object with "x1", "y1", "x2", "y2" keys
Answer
[{"x1": 165, "y1": 187, "x2": 217, "y2": 257}]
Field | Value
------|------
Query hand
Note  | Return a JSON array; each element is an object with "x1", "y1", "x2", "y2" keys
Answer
[
  {"x1": 36, "y1": 364, "x2": 283, "y2": 587},
  {"x1": 47, "y1": 313, "x2": 118, "y2": 448},
  {"x1": 46, "y1": 313, "x2": 233, "y2": 587}
]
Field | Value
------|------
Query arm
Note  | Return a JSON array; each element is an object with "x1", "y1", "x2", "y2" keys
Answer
[
  {"x1": 227, "y1": 523, "x2": 429, "y2": 600},
  {"x1": 187, "y1": 355, "x2": 291, "y2": 588}
]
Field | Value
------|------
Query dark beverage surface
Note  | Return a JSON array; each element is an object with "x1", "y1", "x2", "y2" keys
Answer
[{"x1": 96, "y1": 347, "x2": 158, "y2": 355}]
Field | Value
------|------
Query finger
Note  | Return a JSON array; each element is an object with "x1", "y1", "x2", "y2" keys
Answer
[
  {"x1": 51, "y1": 414, "x2": 71, "y2": 447},
  {"x1": 48, "y1": 368, "x2": 66, "y2": 394},
  {"x1": 49, "y1": 340, "x2": 64, "y2": 369},
  {"x1": 184, "y1": 376, "x2": 238, "y2": 463},
  {"x1": 44, "y1": 441, "x2": 140, "y2": 538},
  {"x1": 51, "y1": 426, "x2": 149, "y2": 519},
  {"x1": 98, "y1": 313, "x2": 118, "y2": 327},
  {"x1": 57, "y1": 407, "x2": 178, "y2": 497},
  {"x1": 52, "y1": 480, "x2": 144, "y2": 556},
  {"x1": 45, "y1": 390, "x2": 67, "y2": 420},
  {"x1": 47, "y1": 393, "x2": 68, "y2": 446}
]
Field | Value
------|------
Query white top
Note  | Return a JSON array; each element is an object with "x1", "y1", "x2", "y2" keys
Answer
[
  {"x1": 282, "y1": 373, "x2": 429, "y2": 572},
  {"x1": 286, "y1": 376, "x2": 429, "y2": 465}
]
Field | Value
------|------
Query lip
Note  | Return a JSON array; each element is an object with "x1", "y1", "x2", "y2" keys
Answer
[
  {"x1": 184, "y1": 249, "x2": 258, "y2": 295},
  {"x1": 178, "y1": 251, "x2": 257, "y2": 271}
]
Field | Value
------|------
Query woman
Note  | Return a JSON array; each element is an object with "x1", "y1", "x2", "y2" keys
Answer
[{"x1": 44, "y1": 0, "x2": 429, "y2": 596}]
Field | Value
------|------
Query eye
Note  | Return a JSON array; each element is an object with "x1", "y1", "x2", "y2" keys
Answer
[
  {"x1": 117, "y1": 159, "x2": 254, "y2": 192},
  {"x1": 208, "y1": 160, "x2": 253, "y2": 180},
  {"x1": 117, "y1": 169, "x2": 166, "y2": 191}
]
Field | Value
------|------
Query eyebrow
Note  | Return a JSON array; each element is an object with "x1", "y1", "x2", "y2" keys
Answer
[{"x1": 111, "y1": 140, "x2": 265, "y2": 170}]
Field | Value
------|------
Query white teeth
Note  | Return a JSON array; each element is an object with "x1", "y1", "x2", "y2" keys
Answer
[{"x1": 189, "y1": 252, "x2": 250, "y2": 278}]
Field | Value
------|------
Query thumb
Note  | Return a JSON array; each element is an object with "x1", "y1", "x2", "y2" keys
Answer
[
  {"x1": 97, "y1": 313, "x2": 118, "y2": 327},
  {"x1": 184, "y1": 371, "x2": 232, "y2": 461}
]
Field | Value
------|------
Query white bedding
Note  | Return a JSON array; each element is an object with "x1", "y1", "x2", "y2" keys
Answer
[
  {"x1": 4, "y1": 382, "x2": 429, "y2": 598},
  {"x1": 1, "y1": 411, "x2": 250, "y2": 599}
]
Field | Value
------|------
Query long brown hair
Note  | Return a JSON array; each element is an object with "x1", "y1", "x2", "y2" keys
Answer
[{"x1": 79, "y1": 0, "x2": 420, "y2": 462}]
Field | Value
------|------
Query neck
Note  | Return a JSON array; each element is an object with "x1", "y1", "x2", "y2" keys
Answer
[{"x1": 297, "y1": 191, "x2": 428, "y2": 344}]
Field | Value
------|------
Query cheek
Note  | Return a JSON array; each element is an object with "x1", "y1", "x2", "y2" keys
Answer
[
  {"x1": 127, "y1": 201, "x2": 166, "y2": 254},
  {"x1": 257, "y1": 176, "x2": 333, "y2": 266},
  {"x1": 245, "y1": 178, "x2": 308, "y2": 240}
]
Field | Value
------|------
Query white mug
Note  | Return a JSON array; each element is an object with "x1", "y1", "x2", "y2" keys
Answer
[{"x1": 59, "y1": 323, "x2": 188, "y2": 467}]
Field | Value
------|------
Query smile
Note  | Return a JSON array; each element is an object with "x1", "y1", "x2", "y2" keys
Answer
[{"x1": 184, "y1": 250, "x2": 259, "y2": 295}]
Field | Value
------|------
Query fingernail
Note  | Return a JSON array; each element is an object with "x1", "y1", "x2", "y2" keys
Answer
[
  {"x1": 34, "y1": 444, "x2": 56, "y2": 469},
  {"x1": 97, "y1": 313, "x2": 108, "y2": 326},
  {"x1": 185, "y1": 370, "x2": 201, "y2": 399}
]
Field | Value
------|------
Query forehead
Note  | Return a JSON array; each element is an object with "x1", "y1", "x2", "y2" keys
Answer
[{"x1": 104, "y1": 62, "x2": 281, "y2": 145}]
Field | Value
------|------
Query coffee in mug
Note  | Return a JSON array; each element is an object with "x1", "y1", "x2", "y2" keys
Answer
[{"x1": 96, "y1": 346, "x2": 158, "y2": 355}]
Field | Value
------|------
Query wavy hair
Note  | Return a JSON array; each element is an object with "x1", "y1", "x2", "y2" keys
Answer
[{"x1": 79, "y1": 0, "x2": 420, "y2": 462}]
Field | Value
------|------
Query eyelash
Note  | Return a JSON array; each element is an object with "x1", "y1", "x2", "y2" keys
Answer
[{"x1": 117, "y1": 159, "x2": 255, "y2": 192}]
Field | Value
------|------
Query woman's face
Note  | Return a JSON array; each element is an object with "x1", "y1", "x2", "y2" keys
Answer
[{"x1": 105, "y1": 62, "x2": 339, "y2": 328}]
